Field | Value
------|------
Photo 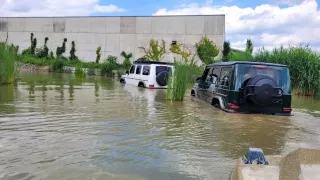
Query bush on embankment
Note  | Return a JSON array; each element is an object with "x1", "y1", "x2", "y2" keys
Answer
[{"x1": 0, "y1": 43, "x2": 19, "y2": 85}]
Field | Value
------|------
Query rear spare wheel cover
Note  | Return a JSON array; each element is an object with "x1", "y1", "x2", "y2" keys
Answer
[
  {"x1": 156, "y1": 71, "x2": 169, "y2": 86},
  {"x1": 246, "y1": 75, "x2": 279, "y2": 105}
]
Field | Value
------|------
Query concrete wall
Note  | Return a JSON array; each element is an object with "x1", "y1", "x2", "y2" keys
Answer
[{"x1": 0, "y1": 15, "x2": 225, "y2": 63}]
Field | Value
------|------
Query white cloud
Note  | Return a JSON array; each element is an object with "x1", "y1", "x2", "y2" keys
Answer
[
  {"x1": 0, "y1": 0, "x2": 126, "y2": 17},
  {"x1": 153, "y1": 0, "x2": 320, "y2": 52}
]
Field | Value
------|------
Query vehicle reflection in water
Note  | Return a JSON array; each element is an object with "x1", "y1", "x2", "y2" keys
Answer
[{"x1": 0, "y1": 72, "x2": 319, "y2": 180}]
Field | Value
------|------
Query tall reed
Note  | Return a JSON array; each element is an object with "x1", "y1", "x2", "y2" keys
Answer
[
  {"x1": 254, "y1": 44, "x2": 320, "y2": 97},
  {"x1": 166, "y1": 63, "x2": 189, "y2": 101},
  {"x1": 0, "y1": 43, "x2": 18, "y2": 85}
]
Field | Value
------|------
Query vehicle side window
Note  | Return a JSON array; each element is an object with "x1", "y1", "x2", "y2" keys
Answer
[
  {"x1": 219, "y1": 67, "x2": 231, "y2": 89},
  {"x1": 142, "y1": 66, "x2": 150, "y2": 75},
  {"x1": 212, "y1": 68, "x2": 221, "y2": 84},
  {"x1": 205, "y1": 68, "x2": 213, "y2": 83},
  {"x1": 129, "y1": 65, "x2": 135, "y2": 74},
  {"x1": 201, "y1": 67, "x2": 211, "y2": 80},
  {"x1": 136, "y1": 65, "x2": 141, "y2": 75}
]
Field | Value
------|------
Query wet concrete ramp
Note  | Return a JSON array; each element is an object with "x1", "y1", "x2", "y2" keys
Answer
[{"x1": 230, "y1": 148, "x2": 320, "y2": 180}]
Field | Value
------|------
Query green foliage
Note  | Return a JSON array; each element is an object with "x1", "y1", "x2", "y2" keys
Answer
[
  {"x1": 18, "y1": 55, "x2": 50, "y2": 66},
  {"x1": 51, "y1": 59, "x2": 64, "y2": 72},
  {"x1": 0, "y1": 42, "x2": 18, "y2": 85},
  {"x1": 35, "y1": 37, "x2": 49, "y2": 59},
  {"x1": 195, "y1": 36, "x2": 219, "y2": 65},
  {"x1": 31, "y1": 37, "x2": 37, "y2": 55},
  {"x1": 222, "y1": 41, "x2": 231, "y2": 62},
  {"x1": 229, "y1": 51, "x2": 254, "y2": 61},
  {"x1": 142, "y1": 39, "x2": 166, "y2": 61},
  {"x1": 121, "y1": 51, "x2": 132, "y2": 70},
  {"x1": 56, "y1": 38, "x2": 67, "y2": 57},
  {"x1": 69, "y1": 41, "x2": 78, "y2": 60},
  {"x1": 100, "y1": 55, "x2": 118, "y2": 76},
  {"x1": 254, "y1": 44, "x2": 320, "y2": 97},
  {"x1": 246, "y1": 39, "x2": 253, "y2": 54},
  {"x1": 170, "y1": 43, "x2": 196, "y2": 66},
  {"x1": 50, "y1": 51, "x2": 54, "y2": 59},
  {"x1": 166, "y1": 63, "x2": 190, "y2": 101},
  {"x1": 75, "y1": 65, "x2": 86, "y2": 78},
  {"x1": 96, "y1": 46, "x2": 101, "y2": 63}
]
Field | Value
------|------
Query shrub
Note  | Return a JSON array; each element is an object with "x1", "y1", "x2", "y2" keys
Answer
[
  {"x1": 222, "y1": 41, "x2": 231, "y2": 62},
  {"x1": 75, "y1": 65, "x2": 86, "y2": 78},
  {"x1": 246, "y1": 39, "x2": 253, "y2": 54},
  {"x1": 69, "y1": 41, "x2": 78, "y2": 60},
  {"x1": 56, "y1": 38, "x2": 67, "y2": 57},
  {"x1": 31, "y1": 37, "x2": 37, "y2": 55},
  {"x1": 121, "y1": 51, "x2": 132, "y2": 70},
  {"x1": 141, "y1": 39, "x2": 166, "y2": 61},
  {"x1": 51, "y1": 59, "x2": 64, "y2": 72},
  {"x1": 50, "y1": 51, "x2": 54, "y2": 59},
  {"x1": 35, "y1": 37, "x2": 49, "y2": 59},
  {"x1": 96, "y1": 46, "x2": 101, "y2": 63},
  {"x1": 195, "y1": 36, "x2": 219, "y2": 65},
  {"x1": 0, "y1": 42, "x2": 18, "y2": 85},
  {"x1": 170, "y1": 43, "x2": 196, "y2": 66},
  {"x1": 100, "y1": 56, "x2": 118, "y2": 76}
]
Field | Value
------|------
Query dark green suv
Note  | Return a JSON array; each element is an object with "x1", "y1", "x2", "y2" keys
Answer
[{"x1": 191, "y1": 61, "x2": 292, "y2": 115}]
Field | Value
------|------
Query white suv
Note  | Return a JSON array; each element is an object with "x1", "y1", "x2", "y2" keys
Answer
[{"x1": 120, "y1": 59, "x2": 174, "y2": 89}]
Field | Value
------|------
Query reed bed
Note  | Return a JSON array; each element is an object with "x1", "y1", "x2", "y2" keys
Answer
[
  {"x1": 166, "y1": 63, "x2": 190, "y2": 101},
  {"x1": 0, "y1": 43, "x2": 18, "y2": 85},
  {"x1": 254, "y1": 44, "x2": 320, "y2": 97}
]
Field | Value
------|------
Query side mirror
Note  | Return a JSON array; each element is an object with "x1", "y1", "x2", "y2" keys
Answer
[
  {"x1": 125, "y1": 71, "x2": 129, "y2": 75},
  {"x1": 196, "y1": 77, "x2": 202, "y2": 81}
]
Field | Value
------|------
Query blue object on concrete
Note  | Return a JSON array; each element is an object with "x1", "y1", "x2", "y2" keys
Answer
[{"x1": 242, "y1": 148, "x2": 269, "y2": 165}]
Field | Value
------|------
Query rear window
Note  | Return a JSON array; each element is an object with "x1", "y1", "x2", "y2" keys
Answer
[
  {"x1": 244, "y1": 66, "x2": 281, "y2": 85},
  {"x1": 156, "y1": 66, "x2": 172, "y2": 75}
]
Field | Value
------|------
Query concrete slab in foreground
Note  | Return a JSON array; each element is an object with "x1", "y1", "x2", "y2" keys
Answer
[{"x1": 230, "y1": 148, "x2": 320, "y2": 180}]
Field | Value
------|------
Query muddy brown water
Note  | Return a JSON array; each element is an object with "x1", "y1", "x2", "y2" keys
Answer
[{"x1": 0, "y1": 72, "x2": 320, "y2": 180}]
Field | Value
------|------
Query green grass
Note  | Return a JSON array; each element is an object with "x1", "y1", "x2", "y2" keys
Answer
[
  {"x1": 0, "y1": 43, "x2": 18, "y2": 85},
  {"x1": 166, "y1": 63, "x2": 190, "y2": 101}
]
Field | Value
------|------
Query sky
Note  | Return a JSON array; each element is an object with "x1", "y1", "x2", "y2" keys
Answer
[{"x1": 0, "y1": 0, "x2": 319, "y2": 52}]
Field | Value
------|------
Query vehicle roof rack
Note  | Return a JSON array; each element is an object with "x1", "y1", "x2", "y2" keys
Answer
[{"x1": 133, "y1": 58, "x2": 174, "y2": 65}]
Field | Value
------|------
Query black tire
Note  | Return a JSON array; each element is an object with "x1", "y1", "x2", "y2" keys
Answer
[
  {"x1": 138, "y1": 82, "x2": 145, "y2": 88},
  {"x1": 245, "y1": 75, "x2": 279, "y2": 105},
  {"x1": 156, "y1": 71, "x2": 169, "y2": 86},
  {"x1": 120, "y1": 78, "x2": 125, "y2": 84}
]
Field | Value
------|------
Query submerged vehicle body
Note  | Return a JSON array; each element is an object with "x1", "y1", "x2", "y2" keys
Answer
[{"x1": 191, "y1": 61, "x2": 292, "y2": 115}]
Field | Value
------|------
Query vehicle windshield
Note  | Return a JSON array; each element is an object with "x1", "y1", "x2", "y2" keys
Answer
[
  {"x1": 156, "y1": 66, "x2": 172, "y2": 75},
  {"x1": 235, "y1": 64, "x2": 291, "y2": 94}
]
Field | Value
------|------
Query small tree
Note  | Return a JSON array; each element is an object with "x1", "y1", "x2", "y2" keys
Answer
[
  {"x1": 121, "y1": 51, "x2": 132, "y2": 70},
  {"x1": 222, "y1": 41, "x2": 231, "y2": 62},
  {"x1": 35, "y1": 37, "x2": 50, "y2": 59},
  {"x1": 96, "y1": 46, "x2": 101, "y2": 63},
  {"x1": 246, "y1": 39, "x2": 253, "y2": 54},
  {"x1": 56, "y1": 38, "x2": 67, "y2": 57},
  {"x1": 195, "y1": 36, "x2": 219, "y2": 65},
  {"x1": 69, "y1": 41, "x2": 78, "y2": 60},
  {"x1": 31, "y1": 37, "x2": 37, "y2": 55},
  {"x1": 141, "y1": 39, "x2": 166, "y2": 61},
  {"x1": 170, "y1": 43, "x2": 196, "y2": 66}
]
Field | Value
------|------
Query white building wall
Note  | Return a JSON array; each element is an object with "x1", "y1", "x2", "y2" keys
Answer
[{"x1": 0, "y1": 15, "x2": 225, "y2": 64}]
